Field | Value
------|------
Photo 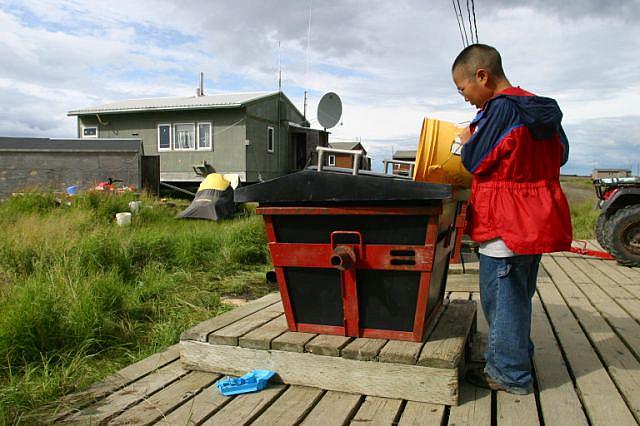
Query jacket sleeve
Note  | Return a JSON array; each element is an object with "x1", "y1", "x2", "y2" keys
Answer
[
  {"x1": 461, "y1": 98, "x2": 520, "y2": 175},
  {"x1": 558, "y1": 124, "x2": 569, "y2": 166}
]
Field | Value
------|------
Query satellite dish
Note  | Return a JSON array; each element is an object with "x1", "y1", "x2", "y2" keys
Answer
[{"x1": 317, "y1": 92, "x2": 342, "y2": 129}]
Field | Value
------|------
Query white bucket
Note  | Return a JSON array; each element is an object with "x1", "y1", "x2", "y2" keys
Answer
[
  {"x1": 115, "y1": 212, "x2": 132, "y2": 226},
  {"x1": 128, "y1": 201, "x2": 141, "y2": 213}
]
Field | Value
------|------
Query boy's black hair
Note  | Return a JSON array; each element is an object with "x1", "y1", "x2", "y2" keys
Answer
[{"x1": 452, "y1": 44, "x2": 506, "y2": 79}]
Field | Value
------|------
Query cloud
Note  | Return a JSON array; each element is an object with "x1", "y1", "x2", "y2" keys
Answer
[{"x1": 0, "y1": 0, "x2": 638, "y2": 176}]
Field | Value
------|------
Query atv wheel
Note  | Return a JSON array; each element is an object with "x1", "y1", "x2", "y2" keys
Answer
[
  {"x1": 595, "y1": 213, "x2": 608, "y2": 250},
  {"x1": 604, "y1": 205, "x2": 640, "y2": 267}
]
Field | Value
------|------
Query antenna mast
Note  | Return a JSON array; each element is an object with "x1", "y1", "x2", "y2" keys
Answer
[
  {"x1": 278, "y1": 40, "x2": 282, "y2": 91},
  {"x1": 304, "y1": 0, "x2": 312, "y2": 119}
]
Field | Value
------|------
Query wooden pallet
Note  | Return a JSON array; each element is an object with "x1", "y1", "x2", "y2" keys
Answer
[
  {"x1": 180, "y1": 293, "x2": 476, "y2": 406},
  {"x1": 51, "y1": 250, "x2": 640, "y2": 425}
]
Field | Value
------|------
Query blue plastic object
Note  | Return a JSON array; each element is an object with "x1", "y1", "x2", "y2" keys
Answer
[
  {"x1": 66, "y1": 185, "x2": 79, "y2": 195},
  {"x1": 215, "y1": 370, "x2": 276, "y2": 396}
]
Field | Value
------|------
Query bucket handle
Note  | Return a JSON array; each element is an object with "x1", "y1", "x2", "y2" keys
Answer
[{"x1": 330, "y1": 231, "x2": 364, "y2": 257}]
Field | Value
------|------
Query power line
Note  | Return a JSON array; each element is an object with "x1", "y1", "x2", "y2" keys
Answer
[
  {"x1": 451, "y1": 0, "x2": 466, "y2": 47},
  {"x1": 456, "y1": 0, "x2": 469, "y2": 46},
  {"x1": 471, "y1": 0, "x2": 479, "y2": 42},
  {"x1": 466, "y1": 0, "x2": 474, "y2": 43}
]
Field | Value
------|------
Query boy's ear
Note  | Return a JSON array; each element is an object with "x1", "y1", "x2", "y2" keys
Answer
[{"x1": 475, "y1": 68, "x2": 489, "y2": 85}]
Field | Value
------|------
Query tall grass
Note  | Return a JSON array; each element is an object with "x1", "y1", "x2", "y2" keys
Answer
[
  {"x1": 570, "y1": 200, "x2": 599, "y2": 240},
  {"x1": 0, "y1": 191, "x2": 272, "y2": 422}
]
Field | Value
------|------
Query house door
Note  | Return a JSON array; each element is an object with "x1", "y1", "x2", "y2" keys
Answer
[{"x1": 295, "y1": 133, "x2": 307, "y2": 169}]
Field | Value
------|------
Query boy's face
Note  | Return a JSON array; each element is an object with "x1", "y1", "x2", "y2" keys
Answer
[{"x1": 452, "y1": 67, "x2": 493, "y2": 109}]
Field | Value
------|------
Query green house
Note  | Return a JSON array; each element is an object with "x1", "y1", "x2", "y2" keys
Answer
[{"x1": 68, "y1": 91, "x2": 327, "y2": 183}]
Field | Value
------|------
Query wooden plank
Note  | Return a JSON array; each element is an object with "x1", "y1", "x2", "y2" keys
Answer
[
  {"x1": 52, "y1": 344, "x2": 180, "y2": 422},
  {"x1": 397, "y1": 401, "x2": 446, "y2": 425},
  {"x1": 181, "y1": 341, "x2": 459, "y2": 405},
  {"x1": 200, "y1": 383, "x2": 287, "y2": 425},
  {"x1": 449, "y1": 262, "x2": 480, "y2": 274},
  {"x1": 586, "y1": 258, "x2": 640, "y2": 302},
  {"x1": 108, "y1": 371, "x2": 217, "y2": 425},
  {"x1": 470, "y1": 293, "x2": 487, "y2": 363},
  {"x1": 547, "y1": 257, "x2": 640, "y2": 422},
  {"x1": 567, "y1": 258, "x2": 640, "y2": 359},
  {"x1": 418, "y1": 300, "x2": 476, "y2": 368},
  {"x1": 208, "y1": 302, "x2": 283, "y2": 346},
  {"x1": 447, "y1": 382, "x2": 491, "y2": 426},
  {"x1": 342, "y1": 338, "x2": 387, "y2": 361},
  {"x1": 272, "y1": 331, "x2": 317, "y2": 353},
  {"x1": 538, "y1": 256, "x2": 637, "y2": 425},
  {"x1": 350, "y1": 396, "x2": 402, "y2": 425},
  {"x1": 305, "y1": 334, "x2": 352, "y2": 357},
  {"x1": 377, "y1": 340, "x2": 423, "y2": 365},
  {"x1": 378, "y1": 302, "x2": 447, "y2": 365},
  {"x1": 449, "y1": 291, "x2": 471, "y2": 300},
  {"x1": 155, "y1": 381, "x2": 229, "y2": 425},
  {"x1": 300, "y1": 391, "x2": 362, "y2": 426},
  {"x1": 65, "y1": 361, "x2": 188, "y2": 424},
  {"x1": 531, "y1": 294, "x2": 588, "y2": 426},
  {"x1": 445, "y1": 274, "x2": 480, "y2": 293},
  {"x1": 574, "y1": 259, "x2": 640, "y2": 321},
  {"x1": 238, "y1": 314, "x2": 288, "y2": 350},
  {"x1": 496, "y1": 392, "x2": 539, "y2": 425},
  {"x1": 180, "y1": 292, "x2": 281, "y2": 342},
  {"x1": 589, "y1": 258, "x2": 637, "y2": 285},
  {"x1": 252, "y1": 386, "x2": 324, "y2": 426}
]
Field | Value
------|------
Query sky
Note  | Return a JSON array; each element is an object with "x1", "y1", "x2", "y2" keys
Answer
[{"x1": 0, "y1": 0, "x2": 639, "y2": 175}]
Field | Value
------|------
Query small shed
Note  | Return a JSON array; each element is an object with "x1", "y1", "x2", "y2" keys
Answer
[
  {"x1": 392, "y1": 150, "x2": 417, "y2": 176},
  {"x1": 0, "y1": 137, "x2": 146, "y2": 199},
  {"x1": 592, "y1": 168, "x2": 632, "y2": 179},
  {"x1": 328, "y1": 141, "x2": 371, "y2": 171}
]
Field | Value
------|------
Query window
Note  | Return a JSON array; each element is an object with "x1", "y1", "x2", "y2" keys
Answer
[
  {"x1": 158, "y1": 124, "x2": 171, "y2": 151},
  {"x1": 198, "y1": 122, "x2": 212, "y2": 150},
  {"x1": 328, "y1": 155, "x2": 336, "y2": 166},
  {"x1": 82, "y1": 126, "x2": 98, "y2": 138},
  {"x1": 174, "y1": 123, "x2": 195, "y2": 150},
  {"x1": 267, "y1": 126, "x2": 274, "y2": 152}
]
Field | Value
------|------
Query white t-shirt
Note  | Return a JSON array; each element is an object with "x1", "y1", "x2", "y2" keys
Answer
[{"x1": 478, "y1": 238, "x2": 517, "y2": 257}]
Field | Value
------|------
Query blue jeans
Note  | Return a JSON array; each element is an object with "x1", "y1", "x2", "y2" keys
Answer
[{"x1": 479, "y1": 253, "x2": 541, "y2": 391}]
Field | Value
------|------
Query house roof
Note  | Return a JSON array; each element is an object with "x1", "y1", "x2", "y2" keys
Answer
[
  {"x1": 0, "y1": 137, "x2": 142, "y2": 152},
  {"x1": 67, "y1": 91, "x2": 280, "y2": 116},
  {"x1": 330, "y1": 141, "x2": 367, "y2": 154},
  {"x1": 393, "y1": 150, "x2": 416, "y2": 160}
]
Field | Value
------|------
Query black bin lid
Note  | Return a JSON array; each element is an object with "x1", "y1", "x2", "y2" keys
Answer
[{"x1": 234, "y1": 170, "x2": 451, "y2": 204}]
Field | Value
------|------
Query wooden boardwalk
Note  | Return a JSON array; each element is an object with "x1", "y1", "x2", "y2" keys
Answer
[{"x1": 53, "y1": 250, "x2": 640, "y2": 425}]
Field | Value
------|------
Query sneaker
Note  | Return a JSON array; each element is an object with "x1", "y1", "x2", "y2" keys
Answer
[{"x1": 464, "y1": 368, "x2": 532, "y2": 395}]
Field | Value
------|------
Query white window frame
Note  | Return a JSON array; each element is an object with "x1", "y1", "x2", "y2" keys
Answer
[
  {"x1": 82, "y1": 126, "x2": 98, "y2": 138},
  {"x1": 328, "y1": 154, "x2": 336, "y2": 166},
  {"x1": 267, "y1": 126, "x2": 275, "y2": 153},
  {"x1": 197, "y1": 122, "x2": 213, "y2": 151},
  {"x1": 173, "y1": 122, "x2": 197, "y2": 151},
  {"x1": 157, "y1": 123, "x2": 172, "y2": 151}
]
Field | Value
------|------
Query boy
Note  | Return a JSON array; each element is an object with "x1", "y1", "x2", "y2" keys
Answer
[{"x1": 452, "y1": 44, "x2": 572, "y2": 394}]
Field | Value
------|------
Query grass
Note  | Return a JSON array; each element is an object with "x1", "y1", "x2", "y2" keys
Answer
[
  {"x1": 570, "y1": 200, "x2": 599, "y2": 240},
  {"x1": 0, "y1": 191, "x2": 273, "y2": 423},
  {"x1": 0, "y1": 186, "x2": 599, "y2": 422}
]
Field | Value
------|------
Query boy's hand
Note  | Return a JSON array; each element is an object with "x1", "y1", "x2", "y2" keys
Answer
[{"x1": 458, "y1": 126, "x2": 472, "y2": 144}]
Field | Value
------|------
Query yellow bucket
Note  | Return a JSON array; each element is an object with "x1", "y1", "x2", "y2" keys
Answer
[{"x1": 413, "y1": 118, "x2": 473, "y2": 189}]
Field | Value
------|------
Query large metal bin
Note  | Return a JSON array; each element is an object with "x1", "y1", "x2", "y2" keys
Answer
[{"x1": 235, "y1": 169, "x2": 457, "y2": 342}]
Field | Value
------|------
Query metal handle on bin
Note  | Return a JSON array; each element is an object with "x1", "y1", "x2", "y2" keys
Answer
[{"x1": 330, "y1": 231, "x2": 364, "y2": 270}]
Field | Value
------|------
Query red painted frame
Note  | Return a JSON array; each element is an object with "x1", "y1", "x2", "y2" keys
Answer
[{"x1": 259, "y1": 205, "x2": 453, "y2": 342}]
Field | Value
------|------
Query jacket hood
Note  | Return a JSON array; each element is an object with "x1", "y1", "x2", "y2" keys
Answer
[{"x1": 503, "y1": 95, "x2": 563, "y2": 140}]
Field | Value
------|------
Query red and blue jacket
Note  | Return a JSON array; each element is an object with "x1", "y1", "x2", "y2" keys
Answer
[{"x1": 461, "y1": 87, "x2": 573, "y2": 254}]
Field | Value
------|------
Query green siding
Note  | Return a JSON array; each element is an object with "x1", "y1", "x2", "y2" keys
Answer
[
  {"x1": 76, "y1": 92, "x2": 310, "y2": 182},
  {"x1": 78, "y1": 109, "x2": 246, "y2": 177}
]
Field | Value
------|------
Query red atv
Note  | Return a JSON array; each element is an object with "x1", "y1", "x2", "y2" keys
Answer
[{"x1": 594, "y1": 177, "x2": 640, "y2": 267}]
